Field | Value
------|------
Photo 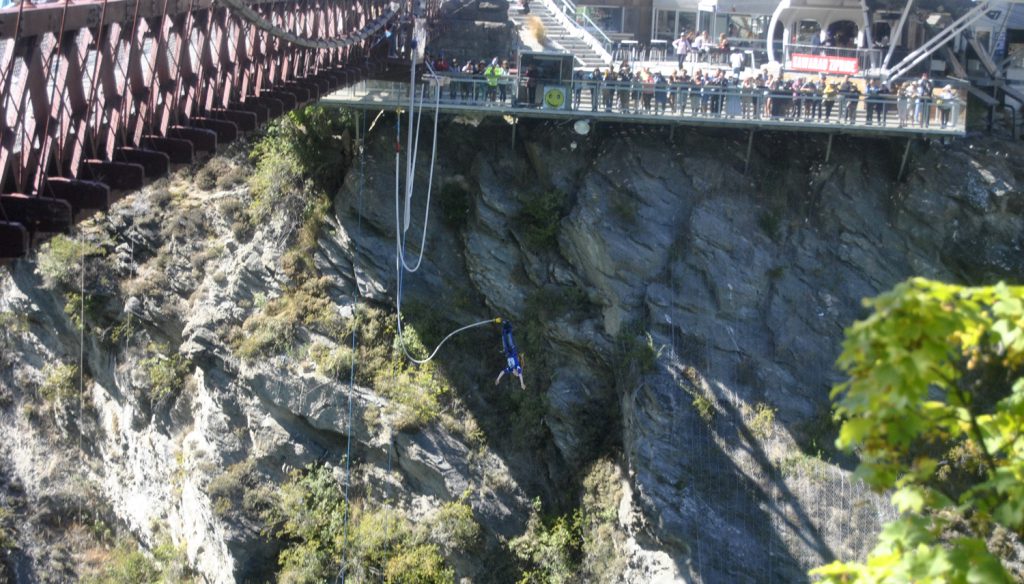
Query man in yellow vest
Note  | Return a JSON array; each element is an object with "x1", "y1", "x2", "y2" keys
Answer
[{"x1": 484, "y1": 58, "x2": 501, "y2": 103}]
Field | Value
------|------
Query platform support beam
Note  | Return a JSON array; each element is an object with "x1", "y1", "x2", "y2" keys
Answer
[
  {"x1": 744, "y1": 130, "x2": 755, "y2": 175},
  {"x1": 898, "y1": 138, "x2": 913, "y2": 181}
]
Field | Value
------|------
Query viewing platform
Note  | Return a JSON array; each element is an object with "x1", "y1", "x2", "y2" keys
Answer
[{"x1": 322, "y1": 74, "x2": 968, "y2": 139}]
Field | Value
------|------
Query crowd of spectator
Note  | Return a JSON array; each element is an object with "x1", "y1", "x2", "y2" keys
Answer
[{"x1": 421, "y1": 53, "x2": 962, "y2": 129}]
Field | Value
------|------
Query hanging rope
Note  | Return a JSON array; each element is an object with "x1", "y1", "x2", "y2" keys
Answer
[
  {"x1": 389, "y1": 59, "x2": 497, "y2": 365},
  {"x1": 77, "y1": 227, "x2": 86, "y2": 524},
  {"x1": 336, "y1": 108, "x2": 368, "y2": 584}
]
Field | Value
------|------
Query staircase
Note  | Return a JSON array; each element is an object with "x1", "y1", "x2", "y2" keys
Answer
[{"x1": 508, "y1": 0, "x2": 610, "y2": 69}]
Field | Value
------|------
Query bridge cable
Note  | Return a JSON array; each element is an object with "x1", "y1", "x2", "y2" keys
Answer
[{"x1": 218, "y1": 0, "x2": 395, "y2": 50}]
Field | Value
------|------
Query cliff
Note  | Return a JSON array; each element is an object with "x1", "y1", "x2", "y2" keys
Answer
[{"x1": 0, "y1": 115, "x2": 1021, "y2": 582}]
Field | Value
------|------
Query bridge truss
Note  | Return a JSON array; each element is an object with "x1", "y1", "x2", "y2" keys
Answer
[{"x1": 0, "y1": 0, "x2": 430, "y2": 258}]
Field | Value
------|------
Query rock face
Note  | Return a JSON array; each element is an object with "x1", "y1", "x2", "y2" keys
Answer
[{"x1": 0, "y1": 117, "x2": 1022, "y2": 584}]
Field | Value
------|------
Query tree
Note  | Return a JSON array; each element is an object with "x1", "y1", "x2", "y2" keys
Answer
[{"x1": 811, "y1": 278, "x2": 1024, "y2": 583}]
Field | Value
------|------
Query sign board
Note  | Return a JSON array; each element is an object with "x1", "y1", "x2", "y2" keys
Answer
[
  {"x1": 790, "y1": 53, "x2": 859, "y2": 75},
  {"x1": 543, "y1": 86, "x2": 568, "y2": 109}
]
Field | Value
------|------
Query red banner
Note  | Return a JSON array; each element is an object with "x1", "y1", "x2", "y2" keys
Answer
[{"x1": 790, "y1": 53, "x2": 859, "y2": 75}]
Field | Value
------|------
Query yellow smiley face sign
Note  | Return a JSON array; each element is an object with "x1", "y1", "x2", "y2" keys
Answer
[{"x1": 544, "y1": 87, "x2": 565, "y2": 109}]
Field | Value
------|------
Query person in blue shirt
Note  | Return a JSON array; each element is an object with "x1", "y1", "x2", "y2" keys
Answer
[{"x1": 495, "y1": 321, "x2": 526, "y2": 390}]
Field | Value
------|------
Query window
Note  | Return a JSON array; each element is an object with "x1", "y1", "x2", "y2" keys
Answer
[
  {"x1": 727, "y1": 15, "x2": 771, "y2": 40},
  {"x1": 582, "y1": 6, "x2": 624, "y2": 33},
  {"x1": 796, "y1": 19, "x2": 821, "y2": 44},
  {"x1": 655, "y1": 9, "x2": 676, "y2": 40},
  {"x1": 653, "y1": 10, "x2": 697, "y2": 40}
]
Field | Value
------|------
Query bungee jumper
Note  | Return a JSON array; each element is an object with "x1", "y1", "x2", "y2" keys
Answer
[{"x1": 495, "y1": 320, "x2": 526, "y2": 390}]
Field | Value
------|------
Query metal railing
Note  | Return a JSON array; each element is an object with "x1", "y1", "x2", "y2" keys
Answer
[
  {"x1": 543, "y1": 0, "x2": 614, "y2": 63},
  {"x1": 336, "y1": 74, "x2": 967, "y2": 133}
]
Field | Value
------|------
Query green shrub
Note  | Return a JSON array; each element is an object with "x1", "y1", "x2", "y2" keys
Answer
[
  {"x1": 39, "y1": 362, "x2": 77, "y2": 405},
  {"x1": 748, "y1": 402, "x2": 776, "y2": 440},
  {"x1": 36, "y1": 234, "x2": 105, "y2": 290},
  {"x1": 236, "y1": 278, "x2": 344, "y2": 360},
  {"x1": 375, "y1": 368, "x2": 449, "y2": 432},
  {"x1": 140, "y1": 343, "x2": 191, "y2": 401},
  {"x1": 580, "y1": 458, "x2": 627, "y2": 581},
  {"x1": 614, "y1": 325, "x2": 662, "y2": 387},
  {"x1": 248, "y1": 106, "x2": 351, "y2": 226},
  {"x1": 384, "y1": 544, "x2": 454, "y2": 583},
  {"x1": 0, "y1": 310, "x2": 28, "y2": 360},
  {"x1": 309, "y1": 342, "x2": 355, "y2": 380},
  {"x1": 692, "y1": 394, "x2": 715, "y2": 423},
  {"x1": 427, "y1": 500, "x2": 480, "y2": 553},
  {"x1": 438, "y1": 182, "x2": 472, "y2": 228},
  {"x1": 757, "y1": 210, "x2": 781, "y2": 240},
  {"x1": 82, "y1": 540, "x2": 159, "y2": 583},
  {"x1": 0, "y1": 505, "x2": 14, "y2": 550},
  {"x1": 519, "y1": 189, "x2": 570, "y2": 250},
  {"x1": 207, "y1": 459, "x2": 260, "y2": 520},
  {"x1": 268, "y1": 464, "x2": 455, "y2": 584},
  {"x1": 510, "y1": 499, "x2": 584, "y2": 584}
]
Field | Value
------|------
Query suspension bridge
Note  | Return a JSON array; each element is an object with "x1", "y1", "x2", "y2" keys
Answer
[{"x1": 0, "y1": 0, "x2": 442, "y2": 259}]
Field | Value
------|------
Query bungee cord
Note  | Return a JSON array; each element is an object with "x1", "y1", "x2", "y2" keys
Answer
[{"x1": 391, "y1": 52, "x2": 497, "y2": 365}]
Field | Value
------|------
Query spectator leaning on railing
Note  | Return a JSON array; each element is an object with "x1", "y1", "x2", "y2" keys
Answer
[{"x1": 935, "y1": 84, "x2": 958, "y2": 128}]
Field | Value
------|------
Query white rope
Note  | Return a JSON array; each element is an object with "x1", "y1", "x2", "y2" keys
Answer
[
  {"x1": 391, "y1": 57, "x2": 494, "y2": 365},
  {"x1": 396, "y1": 65, "x2": 441, "y2": 273}
]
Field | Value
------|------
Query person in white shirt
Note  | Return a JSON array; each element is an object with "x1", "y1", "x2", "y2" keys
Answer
[{"x1": 729, "y1": 49, "x2": 744, "y2": 75}]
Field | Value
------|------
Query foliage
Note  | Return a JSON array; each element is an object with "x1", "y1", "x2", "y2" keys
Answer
[
  {"x1": 236, "y1": 277, "x2": 345, "y2": 360},
  {"x1": 0, "y1": 504, "x2": 14, "y2": 550},
  {"x1": 36, "y1": 234, "x2": 105, "y2": 290},
  {"x1": 38, "y1": 362, "x2": 77, "y2": 405},
  {"x1": 438, "y1": 181, "x2": 473, "y2": 228},
  {"x1": 248, "y1": 106, "x2": 350, "y2": 227},
  {"x1": 614, "y1": 324, "x2": 662, "y2": 389},
  {"x1": 269, "y1": 464, "x2": 453, "y2": 584},
  {"x1": 0, "y1": 310, "x2": 28, "y2": 341},
  {"x1": 691, "y1": 394, "x2": 715, "y2": 424},
  {"x1": 748, "y1": 402, "x2": 776, "y2": 440},
  {"x1": 526, "y1": 15, "x2": 548, "y2": 45},
  {"x1": 360, "y1": 307, "x2": 453, "y2": 432},
  {"x1": 811, "y1": 279, "x2": 1024, "y2": 583},
  {"x1": 272, "y1": 465, "x2": 348, "y2": 583},
  {"x1": 309, "y1": 342, "x2": 355, "y2": 381},
  {"x1": 140, "y1": 343, "x2": 191, "y2": 402},
  {"x1": 207, "y1": 459, "x2": 262, "y2": 520},
  {"x1": 384, "y1": 544, "x2": 454, "y2": 583},
  {"x1": 518, "y1": 189, "x2": 570, "y2": 251},
  {"x1": 81, "y1": 534, "x2": 193, "y2": 584},
  {"x1": 427, "y1": 498, "x2": 480, "y2": 553},
  {"x1": 510, "y1": 498, "x2": 584, "y2": 584},
  {"x1": 81, "y1": 539, "x2": 160, "y2": 583},
  {"x1": 374, "y1": 367, "x2": 449, "y2": 431},
  {"x1": 194, "y1": 156, "x2": 247, "y2": 192},
  {"x1": 579, "y1": 458, "x2": 627, "y2": 581},
  {"x1": 0, "y1": 310, "x2": 28, "y2": 365}
]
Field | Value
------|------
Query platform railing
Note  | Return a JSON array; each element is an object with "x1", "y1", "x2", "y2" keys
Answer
[{"x1": 340, "y1": 75, "x2": 967, "y2": 133}]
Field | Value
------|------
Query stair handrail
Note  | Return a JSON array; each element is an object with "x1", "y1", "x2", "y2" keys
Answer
[{"x1": 539, "y1": 0, "x2": 613, "y2": 64}]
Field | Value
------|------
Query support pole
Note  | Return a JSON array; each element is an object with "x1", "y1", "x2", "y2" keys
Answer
[
  {"x1": 897, "y1": 138, "x2": 912, "y2": 181},
  {"x1": 825, "y1": 134, "x2": 833, "y2": 164},
  {"x1": 883, "y1": 0, "x2": 914, "y2": 70},
  {"x1": 744, "y1": 129, "x2": 754, "y2": 175},
  {"x1": 511, "y1": 117, "x2": 517, "y2": 150},
  {"x1": 669, "y1": 125, "x2": 675, "y2": 141}
]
